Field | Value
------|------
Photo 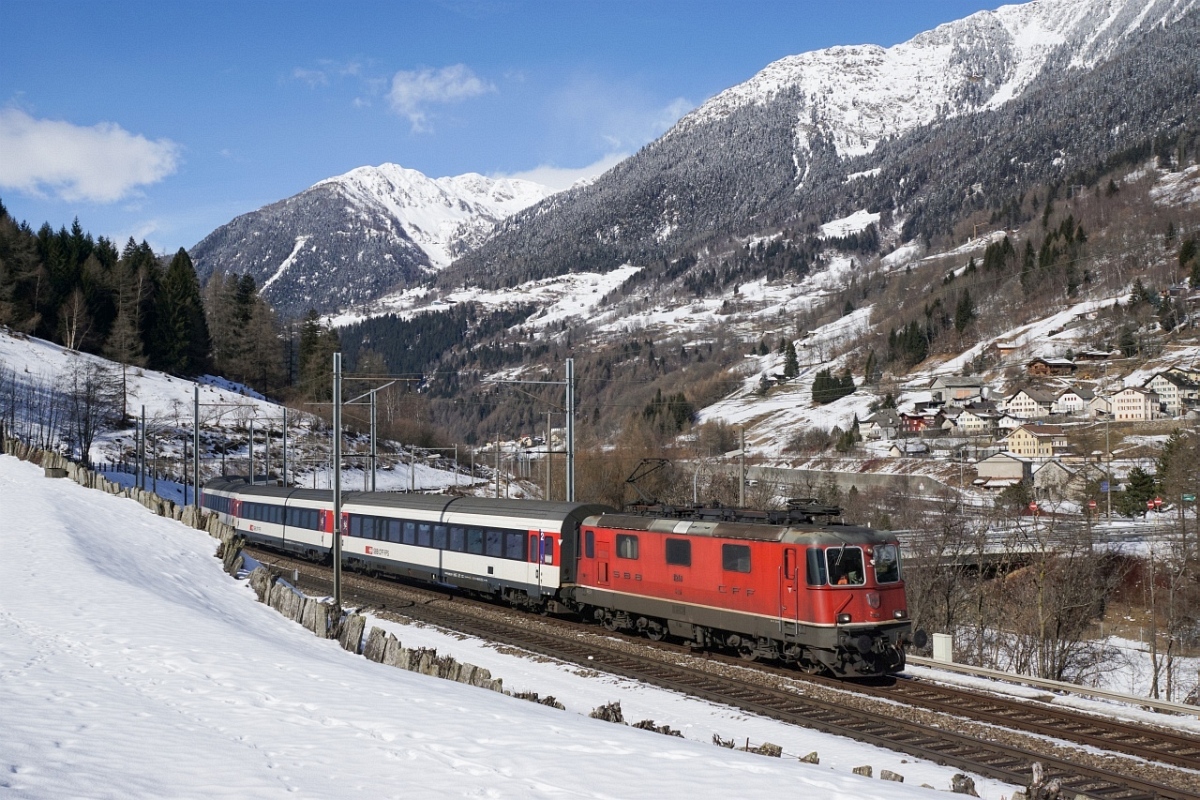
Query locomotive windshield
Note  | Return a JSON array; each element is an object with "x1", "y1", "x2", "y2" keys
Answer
[
  {"x1": 827, "y1": 546, "x2": 865, "y2": 586},
  {"x1": 872, "y1": 544, "x2": 901, "y2": 583}
]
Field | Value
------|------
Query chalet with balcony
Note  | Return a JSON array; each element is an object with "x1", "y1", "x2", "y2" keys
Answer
[{"x1": 1027, "y1": 357, "x2": 1077, "y2": 377}]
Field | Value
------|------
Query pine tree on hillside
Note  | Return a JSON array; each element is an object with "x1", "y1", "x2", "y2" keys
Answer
[
  {"x1": 783, "y1": 340, "x2": 799, "y2": 379},
  {"x1": 154, "y1": 248, "x2": 210, "y2": 375},
  {"x1": 298, "y1": 310, "x2": 340, "y2": 401},
  {"x1": 954, "y1": 289, "x2": 976, "y2": 334}
]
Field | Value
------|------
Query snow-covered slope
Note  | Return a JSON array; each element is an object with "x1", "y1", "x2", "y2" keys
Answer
[
  {"x1": 0, "y1": 455, "x2": 1019, "y2": 798},
  {"x1": 676, "y1": 0, "x2": 1194, "y2": 160},
  {"x1": 315, "y1": 164, "x2": 553, "y2": 269},
  {"x1": 190, "y1": 164, "x2": 553, "y2": 316}
]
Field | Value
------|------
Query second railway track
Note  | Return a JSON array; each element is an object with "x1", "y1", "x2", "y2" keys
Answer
[{"x1": 244, "y1": 545, "x2": 1200, "y2": 800}]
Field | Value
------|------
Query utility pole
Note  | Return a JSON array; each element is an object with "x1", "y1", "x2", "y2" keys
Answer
[
  {"x1": 139, "y1": 405, "x2": 145, "y2": 491},
  {"x1": 332, "y1": 352, "x2": 343, "y2": 610},
  {"x1": 282, "y1": 407, "x2": 288, "y2": 488},
  {"x1": 566, "y1": 358, "x2": 575, "y2": 502},
  {"x1": 249, "y1": 415, "x2": 255, "y2": 484},
  {"x1": 1106, "y1": 416, "x2": 1112, "y2": 520},
  {"x1": 369, "y1": 390, "x2": 377, "y2": 492},
  {"x1": 739, "y1": 426, "x2": 746, "y2": 508},
  {"x1": 546, "y1": 412, "x2": 552, "y2": 501},
  {"x1": 192, "y1": 385, "x2": 200, "y2": 507},
  {"x1": 495, "y1": 431, "x2": 501, "y2": 499}
]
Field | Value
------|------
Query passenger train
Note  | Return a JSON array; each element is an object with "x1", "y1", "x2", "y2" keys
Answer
[{"x1": 202, "y1": 477, "x2": 926, "y2": 677}]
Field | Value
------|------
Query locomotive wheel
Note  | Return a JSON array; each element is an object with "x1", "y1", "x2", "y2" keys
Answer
[
  {"x1": 601, "y1": 614, "x2": 621, "y2": 632},
  {"x1": 644, "y1": 622, "x2": 667, "y2": 641},
  {"x1": 737, "y1": 645, "x2": 759, "y2": 662}
]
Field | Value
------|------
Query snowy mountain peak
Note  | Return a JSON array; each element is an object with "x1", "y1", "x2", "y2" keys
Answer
[
  {"x1": 315, "y1": 163, "x2": 554, "y2": 268},
  {"x1": 675, "y1": 0, "x2": 1195, "y2": 160},
  {"x1": 191, "y1": 163, "x2": 554, "y2": 315}
]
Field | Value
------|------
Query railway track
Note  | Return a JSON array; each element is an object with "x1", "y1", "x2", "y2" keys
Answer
[{"x1": 243, "y1": 546, "x2": 1200, "y2": 800}]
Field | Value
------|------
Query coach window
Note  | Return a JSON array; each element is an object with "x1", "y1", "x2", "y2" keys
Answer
[
  {"x1": 388, "y1": 519, "x2": 401, "y2": 543},
  {"x1": 450, "y1": 526, "x2": 465, "y2": 552},
  {"x1": 722, "y1": 544, "x2": 751, "y2": 573},
  {"x1": 616, "y1": 534, "x2": 639, "y2": 560},
  {"x1": 665, "y1": 538, "x2": 691, "y2": 567},
  {"x1": 433, "y1": 525, "x2": 448, "y2": 550},
  {"x1": 585, "y1": 530, "x2": 595, "y2": 559},
  {"x1": 485, "y1": 529, "x2": 503, "y2": 557},
  {"x1": 418, "y1": 523, "x2": 432, "y2": 548},
  {"x1": 827, "y1": 546, "x2": 865, "y2": 586},
  {"x1": 872, "y1": 544, "x2": 901, "y2": 583},
  {"x1": 805, "y1": 547, "x2": 827, "y2": 586},
  {"x1": 467, "y1": 528, "x2": 484, "y2": 555},
  {"x1": 350, "y1": 515, "x2": 363, "y2": 537},
  {"x1": 504, "y1": 532, "x2": 526, "y2": 561},
  {"x1": 403, "y1": 522, "x2": 417, "y2": 546},
  {"x1": 543, "y1": 537, "x2": 554, "y2": 564}
]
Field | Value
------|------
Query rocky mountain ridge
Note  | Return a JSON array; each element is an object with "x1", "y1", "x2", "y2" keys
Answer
[{"x1": 190, "y1": 165, "x2": 552, "y2": 316}]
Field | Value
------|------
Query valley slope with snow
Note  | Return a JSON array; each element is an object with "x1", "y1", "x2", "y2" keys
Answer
[{"x1": 0, "y1": 455, "x2": 1019, "y2": 798}]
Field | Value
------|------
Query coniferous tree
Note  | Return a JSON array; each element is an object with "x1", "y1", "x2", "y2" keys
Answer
[
  {"x1": 783, "y1": 340, "x2": 799, "y2": 379},
  {"x1": 954, "y1": 289, "x2": 976, "y2": 334},
  {"x1": 862, "y1": 349, "x2": 877, "y2": 386},
  {"x1": 154, "y1": 248, "x2": 210, "y2": 375}
]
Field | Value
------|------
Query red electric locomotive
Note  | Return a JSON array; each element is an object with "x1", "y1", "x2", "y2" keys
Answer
[{"x1": 567, "y1": 500, "x2": 923, "y2": 677}]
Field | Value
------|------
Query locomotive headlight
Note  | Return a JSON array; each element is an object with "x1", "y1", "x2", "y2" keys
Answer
[
  {"x1": 893, "y1": 609, "x2": 908, "y2": 620},
  {"x1": 836, "y1": 613, "x2": 852, "y2": 624}
]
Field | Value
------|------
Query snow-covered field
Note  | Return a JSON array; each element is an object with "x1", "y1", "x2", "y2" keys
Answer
[
  {"x1": 0, "y1": 329, "x2": 471, "y2": 493},
  {"x1": 0, "y1": 455, "x2": 1019, "y2": 798}
]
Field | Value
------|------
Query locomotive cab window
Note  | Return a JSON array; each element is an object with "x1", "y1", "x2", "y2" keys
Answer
[
  {"x1": 872, "y1": 544, "x2": 901, "y2": 583},
  {"x1": 585, "y1": 530, "x2": 595, "y2": 559},
  {"x1": 665, "y1": 538, "x2": 691, "y2": 567},
  {"x1": 806, "y1": 547, "x2": 827, "y2": 586},
  {"x1": 616, "y1": 534, "x2": 639, "y2": 560},
  {"x1": 827, "y1": 546, "x2": 866, "y2": 586},
  {"x1": 722, "y1": 544, "x2": 751, "y2": 573}
]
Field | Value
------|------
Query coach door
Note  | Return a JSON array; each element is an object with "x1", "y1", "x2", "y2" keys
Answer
[
  {"x1": 779, "y1": 547, "x2": 800, "y2": 629},
  {"x1": 596, "y1": 535, "x2": 611, "y2": 587},
  {"x1": 530, "y1": 532, "x2": 546, "y2": 593}
]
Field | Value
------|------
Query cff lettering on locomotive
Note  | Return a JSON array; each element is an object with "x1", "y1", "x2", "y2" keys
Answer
[{"x1": 202, "y1": 478, "x2": 925, "y2": 677}]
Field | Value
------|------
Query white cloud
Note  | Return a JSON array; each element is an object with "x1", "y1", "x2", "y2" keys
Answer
[
  {"x1": 388, "y1": 64, "x2": 495, "y2": 131},
  {"x1": 292, "y1": 67, "x2": 329, "y2": 87},
  {"x1": 496, "y1": 152, "x2": 628, "y2": 192},
  {"x1": 0, "y1": 109, "x2": 179, "y2": 203}
]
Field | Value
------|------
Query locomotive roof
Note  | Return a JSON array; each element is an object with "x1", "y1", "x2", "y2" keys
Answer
[
  {"x1": 593, "y1": 513, "x2": 892, "y2": 545},
  {"x1": 203, "y1": 477, "x2": 611, "y2": 524}
]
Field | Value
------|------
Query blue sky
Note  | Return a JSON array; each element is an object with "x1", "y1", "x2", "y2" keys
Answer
[{"x1": 0, "y1": 1, "x2": 1001, "y2": 252}]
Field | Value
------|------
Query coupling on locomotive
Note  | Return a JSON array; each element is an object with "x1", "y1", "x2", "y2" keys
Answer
[{"x1": 203, "y1": 477, "x2": 927, "y2": 677}]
